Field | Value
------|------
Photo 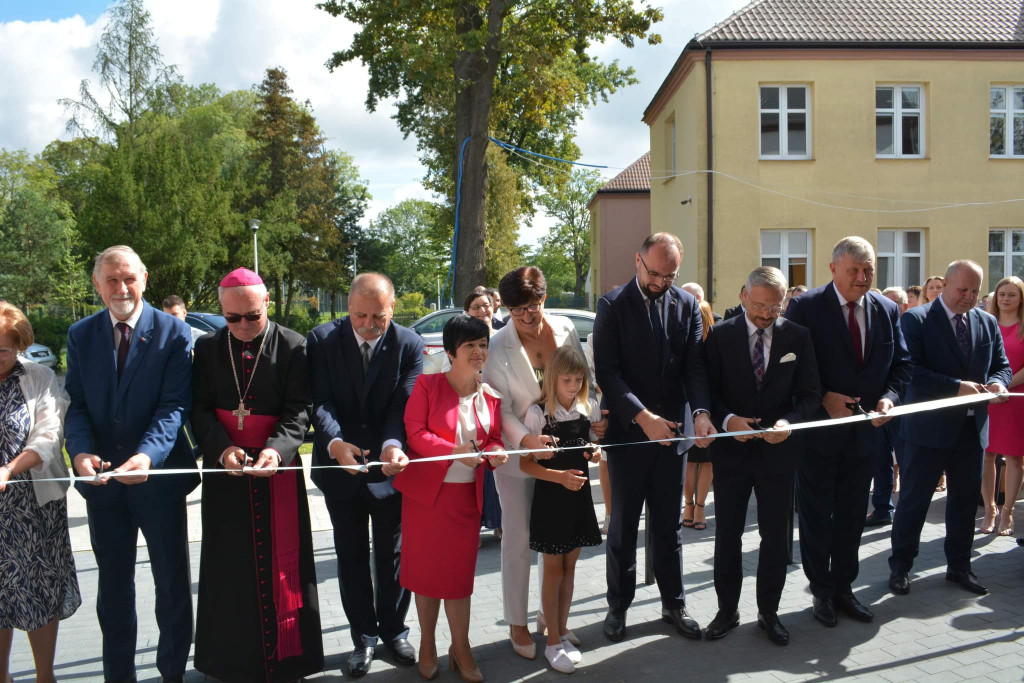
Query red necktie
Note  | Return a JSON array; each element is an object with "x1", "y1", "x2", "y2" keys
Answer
[{"x1": 847, "y1": 302, "x2": 863, "y2": 366}]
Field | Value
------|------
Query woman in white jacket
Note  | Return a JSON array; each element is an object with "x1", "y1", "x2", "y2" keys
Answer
[
  {"x1": 481, "y1": 267, "x2": 605, "y2": 660},
  {"x1": 0, "y1": 303, "x2": 81, "y2": 683}
]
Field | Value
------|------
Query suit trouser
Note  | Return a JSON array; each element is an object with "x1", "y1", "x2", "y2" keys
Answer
[
  {"x1": 607, "y1": 442, "x2": 686, "y2": 612},
  {"x1": 889, "y1": 418, "x2": 982, "y2": 574},
  {"x1": 493, "y1": 472, "x2": 537, "y2": 627},
  {"x1": 870, "y1": 420, "x2": 899, "y2": 517},
  {"x1": 325, "y1": 485, "x2": 410, "y2": 649},
  {"x1": 796, "y1": 438, "x2": 873, "y2": 600},
  {"x1": 86, "y1": 494, "x2": 192, "y2": 680},
  {"x1": 714, "y1": 455, "x2": 794, "y2": 615}
]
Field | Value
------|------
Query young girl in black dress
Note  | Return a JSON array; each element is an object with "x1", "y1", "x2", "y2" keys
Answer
[{"x1": 520, "y1": 346, "x2": 602, "y2": 674}]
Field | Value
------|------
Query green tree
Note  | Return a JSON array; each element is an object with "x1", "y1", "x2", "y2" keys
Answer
[
  {"x1": 60, "y1": 0, "x2": 179, "y2": 144},
  {"x1": 536, "y1": 169, "x2": 603, "y2": 296},
  {"x1": 0, "y1": 188, "x2": 78, "y2": 311},
  {"x1": 360, "y1": 199, "x2": 450, "y2": 299},
  {"x1": 318, "y1": 0, "x2": 661, "y2": 300}
]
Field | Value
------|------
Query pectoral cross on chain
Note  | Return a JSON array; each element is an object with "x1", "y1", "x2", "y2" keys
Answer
[{"x1": 233, "y1": 400, "x2": 250, "y2": 430}]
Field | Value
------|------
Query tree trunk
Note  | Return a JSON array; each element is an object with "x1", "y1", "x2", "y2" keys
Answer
[
  {"x1": 283, "y1": 273, "x2": 294, "y2": 327},
  {"x1": 574, "y1": 261, "x2": 585, "y2": 298},
  {"x1": 274, "y1": 279, "x2": 283, "y2": 323},
  {"x1": 452, "y1": 0, "x2": 504, "y2": 302},
  {"x1": 330, "y1": 290, "x2": 337, "y2": 320}
]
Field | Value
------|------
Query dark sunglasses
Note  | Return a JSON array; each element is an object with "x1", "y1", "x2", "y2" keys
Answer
[{"x1": 223, "y1": 312, "x2": 263, "y2": 323}]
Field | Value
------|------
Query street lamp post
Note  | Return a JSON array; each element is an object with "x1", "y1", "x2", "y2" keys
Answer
[{"x1": 248, "y1": 219, "x2": 261, "y2": 274}]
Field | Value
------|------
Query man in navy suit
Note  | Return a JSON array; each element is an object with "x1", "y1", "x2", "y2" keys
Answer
[
  {"x1": 785, "y1": 236, "x2": 911, "y2": 628},
  {"x1": 65, "y1": 245, "x2": 198, "y2": 683},
  {"x1": 307, "y1": 273, "x2": 424, "y2": 677},
  {"x1": 595, "y1": 232, "x2": 715, "y2": 643},
  {"x1": 888, "y1": 260, "x2": 1011, "y2": 596},
  {"x1": 703, "y1": 267, "x2": 821, "y2": 646}
]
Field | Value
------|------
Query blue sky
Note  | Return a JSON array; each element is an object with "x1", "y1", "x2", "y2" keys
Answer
[
  {"x1": 0, "y1": 0, "x2": 751, "y2": 242},
  {"x1": 0, "y1": 1, "x2": 109, "y2": 23}
]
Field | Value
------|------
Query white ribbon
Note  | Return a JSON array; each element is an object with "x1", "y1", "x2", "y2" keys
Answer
[{"x1": 5, "y1": 392, "x2": 1021, "y2": 484}]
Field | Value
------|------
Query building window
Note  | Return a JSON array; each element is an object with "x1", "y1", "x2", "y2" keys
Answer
[
  {"x1": 989, "y1": 229, "x2": 1024, "y2": 282},
  {"x1": 760, "y1": 85, "x2": 810, "y2": 159},
  {"x1": 876, "y1": 85, "x2": 924, "y2": 157},
  {"x1": 761, "y1": 230, "x2": 811, "y2": 286},
  {"x1": 877, "y1": 229, "x2": 924, "y2": 289},
  {"x1": 990, "y1": 86, "x2": 1024, "y2": 157}
]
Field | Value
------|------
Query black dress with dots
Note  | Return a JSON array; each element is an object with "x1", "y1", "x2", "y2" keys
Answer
[{"x1": 528, "y1": 413, "x2": 603, "y2": 555}]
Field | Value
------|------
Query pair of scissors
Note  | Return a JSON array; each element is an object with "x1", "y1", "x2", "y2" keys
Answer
[{"x1": 845, "y1": 400, "x2": 871, "y2": 417}]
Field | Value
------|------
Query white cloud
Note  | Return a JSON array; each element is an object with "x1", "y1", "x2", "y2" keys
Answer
[{"x1": 0, "y1": 0, "x2": 750, "y2": 242}]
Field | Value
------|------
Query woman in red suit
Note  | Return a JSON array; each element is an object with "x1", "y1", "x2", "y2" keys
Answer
[{"x1": 395, "y1": 315, "x2": 508, "y2": 682}]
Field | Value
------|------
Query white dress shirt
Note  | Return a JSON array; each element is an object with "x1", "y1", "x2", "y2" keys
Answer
[
  {"x1": 723, "y1": 317, "x2": 775, "y2": 431},
  {"x1": 833, "y1": 284, "x2": 867, "y2": 354},
  {"x1": 108, "y1": 303, "x2": 144, "y2": 350}
]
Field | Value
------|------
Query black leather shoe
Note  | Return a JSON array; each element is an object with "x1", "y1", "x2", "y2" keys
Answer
[
  {"x1": 946, "y1": 570, "x2": 988, "y2": 595},
  {"x1": 704, "y1": 610, "x2": 739, "y2": 640},
  {"x1": 811, "y1": 597, "x2": 837, "y2": 627},
  {"x1": 836, "y1": 593, "x2": 874, "y2": 622},
  {"x1": 661, "y1": 605, "x2": 702, "y2": 640},
  {"x1": 864, "y1": 513, "x2": 892, "y2": 527},
  {"x1": 162, "y1": 678, "x2": 184, "y2": 683},
  {"x1": 603, "y1": 609, "x2": 626, "y2": 642},
  {"x1": 106, "y1": 677, "x2": 137, "y2": 683},
  {"x1": 388, "y1": 637, "x2": 416, "y2": 665},
  {"x1": 889, "y1": 570, "x2": 911, "y2": 595},
  {"x1": 757, "y1": 612, "x2": 789, "y2": 646},
  {"x1": 348, "y1": 647, "x2": 375, "y2": 678}
]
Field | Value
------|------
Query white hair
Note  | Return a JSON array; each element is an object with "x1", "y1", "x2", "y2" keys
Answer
[
  {"x1": 831, "y1": 236, "x2": 875, "y2": 265},
  {"x1": 681, "y1": 282, "x2": 704, "y2": 301},
  {"x1": 218, "y1": 283, "x2": 268, "y2": 300},
  {"x1": 882, "y1": 286, "x2": 908, "y2": 306},
  {"x1": 746, "y1": 266, "x2": 788, "y2": 293},
  {"x1": 93, "y1": 245, "x2": 147, "y2": 279}
]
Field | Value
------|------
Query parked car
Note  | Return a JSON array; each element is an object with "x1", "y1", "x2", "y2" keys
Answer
[
  {"x1": 19, "y1": 342, "x2": 57, "y2": 369},
  {"x1": 185, "y1": 311, "x2": 227, "y2": 335},
  {"x1": 410, "y1": 307, "x2": 595, "y2": 374}
]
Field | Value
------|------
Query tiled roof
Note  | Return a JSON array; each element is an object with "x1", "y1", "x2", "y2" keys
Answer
[
  {"x1": 596, "y1": 153, "x2": 650, "y2": 193},
  {"x1": 698, "y1": 0, "x2": 1024, "y2": 45}
]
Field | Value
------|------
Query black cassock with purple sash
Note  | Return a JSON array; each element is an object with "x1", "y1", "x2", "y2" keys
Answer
[{"x1": 191, "y1": 322, "x2": 323, "y2": 682}]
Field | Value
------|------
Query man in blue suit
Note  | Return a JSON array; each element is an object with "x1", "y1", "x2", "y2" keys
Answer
[
  {"x1": 65, "y1": 245, "x2": 198, "y2": 683},
  {"x1": 595, "y1": 232, "x2": 715, "y2": 643},
  {"x1": 307, "y1": 273, "x2": 423, "y2": 677},
  {"x1": 888, "y1": 260, "x2": 1011, "y2": 596},
  {"x1": 785, "y1": 236, "x2": 911, "y2": 628}
]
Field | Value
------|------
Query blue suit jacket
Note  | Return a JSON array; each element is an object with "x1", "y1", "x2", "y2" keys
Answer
[
  {"x1": 65, "y1": 301, "x2": 199, "y2": 503},
  {"x1": 307, "y1": 318, "x2": 424, "y2": 499},
  {"x1": 898, "y1": 300, "x2": 1012, "y2": 449},
  {"x1": 784, "y1": 283, "x2": 911, "y2": 457},
  {"x1": 594, "y1": 278, "x2": 710, "y2": 443}
]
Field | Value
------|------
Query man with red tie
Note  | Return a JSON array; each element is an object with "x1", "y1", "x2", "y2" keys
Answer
[
  {"x1": 785, "y1": 237, "x2": 911, "y2": 628},
  {"x1": 190, "y1": 268, "x2": 323, "y2": 682}
]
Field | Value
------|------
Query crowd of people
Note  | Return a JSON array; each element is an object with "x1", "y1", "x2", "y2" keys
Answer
[{"x1": 0, "y1": 235, "x2": 1020, "y2": 682}]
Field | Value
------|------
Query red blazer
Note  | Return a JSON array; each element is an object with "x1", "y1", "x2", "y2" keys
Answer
[{"x1": 394, "y1": 372, "x2": 503, "y2": 512}]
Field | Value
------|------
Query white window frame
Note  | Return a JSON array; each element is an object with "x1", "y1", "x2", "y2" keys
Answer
[
  {"x1": 988, "y1": 228, "x2": 1024, "y2": 283},
  {"x1": 989, "y1": 85, "x2": 1024, "y2": 158},
  {"x1": 875, "y1": 85, "x2": 925, "y2": 158},
  {"x1": 759, "y1": 85, "x2": 812, "y2": 160},
  {"x1": 876, "y1": 229, "x2": 925, "y2": 289},
  {"x1": 760, "y1": 229, "x2": 812, "y2": 287}
]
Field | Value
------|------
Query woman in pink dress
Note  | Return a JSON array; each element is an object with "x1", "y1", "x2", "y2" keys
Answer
[{"x1": 982, "y1": 276, "x2": 1024, "y2": 536}]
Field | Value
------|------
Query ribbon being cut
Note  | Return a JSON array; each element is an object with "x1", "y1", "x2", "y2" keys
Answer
[{"x1": 16, "y1": 391, "x2": 1020, "y2": 485}]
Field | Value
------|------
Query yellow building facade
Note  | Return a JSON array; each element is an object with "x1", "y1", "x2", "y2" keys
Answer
[{"x1": 644, "y1": 4, "x2": 1024, "y2": 308}]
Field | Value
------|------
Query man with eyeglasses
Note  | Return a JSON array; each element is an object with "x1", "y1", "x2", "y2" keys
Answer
[
  {"x1": 65, "y1": 245, "x2": 198, "y2": 682},
  {"x1": 702, "y1": 267, "x2": 821, "y2": 646},
  {"x1": 190, "y1": 267, "x2": 324, "y2": 681},
  {"x1": 784, "y1": 236, "x2": 911, "y2": 628},
  {"x1": 595, "y1": 232, "x2": 716, "y2": 643}
]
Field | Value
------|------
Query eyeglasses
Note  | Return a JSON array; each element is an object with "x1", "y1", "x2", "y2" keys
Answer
[
  {"x1": 0, "y1": 347, "x2": 14, "y2": 357},
  {"x1": 747, "y1": 302, "x2": 783, "y2": 315},
  {"x1": 223, "y1": 311, "x2": 263, "y2": 324},
  {"x1": 508, "y1": 303, "x2": 542, "y2": 317},
  {"x1": 638, "y1": 254, "x2": 678, "y2": 283}
]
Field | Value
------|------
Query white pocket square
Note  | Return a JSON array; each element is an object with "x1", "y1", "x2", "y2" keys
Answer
[{"x1": 779, "y1": 352, "x2": 797, "y2": 363}]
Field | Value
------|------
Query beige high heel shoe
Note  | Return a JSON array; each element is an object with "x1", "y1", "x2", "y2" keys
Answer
[
  {"x1": 509, "y1": 626, "x2": 536, "y2": 659},
  {"x1": 449, "y1": 645, "x2": 483, "y2": 683},
  {"x1": 998, "y1": 506, "x2": 1015, "y2": 536}
]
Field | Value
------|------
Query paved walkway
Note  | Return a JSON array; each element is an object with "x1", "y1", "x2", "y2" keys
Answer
[{"x1": 9, "y1": 461, "x2": 1024, "y2": 682}]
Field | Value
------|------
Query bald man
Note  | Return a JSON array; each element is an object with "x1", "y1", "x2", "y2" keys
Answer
[{"x1": 307, "y1": 272, "x2": 424, "y2": 677}]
